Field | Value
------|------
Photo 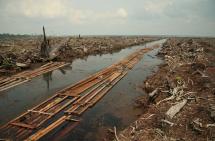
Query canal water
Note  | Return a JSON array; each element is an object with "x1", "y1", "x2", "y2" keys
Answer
[{"x1": 0, "y1": 39, "x2": 166, "y2": 141}]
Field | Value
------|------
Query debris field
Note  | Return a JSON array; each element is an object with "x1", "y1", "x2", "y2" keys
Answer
[
  {"x1": 117, "y1": 38, "x2": 215, "y2": 141},
  {"x1": 0, "y1": 34, "x2": 157, "y2": 77}
]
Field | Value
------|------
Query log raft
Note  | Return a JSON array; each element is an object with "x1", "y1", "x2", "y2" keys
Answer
[
  {"x1": 0, "y1": 47, "x2": 156, "y2": 141},
  {"x1": 0, "y1": 62, "x2": 69, "y2": 92}
]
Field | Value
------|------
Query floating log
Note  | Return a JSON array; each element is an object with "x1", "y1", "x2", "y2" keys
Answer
[
  {"x1": 0, "y1": 62, "x2": 69, "y2": 92},
  {"x1": 0, "y1": 47, "x2": 158, "y2": 141}
]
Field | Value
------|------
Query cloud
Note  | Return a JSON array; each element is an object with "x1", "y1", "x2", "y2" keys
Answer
[
  {"x1": 117, "y1": 8, "x2": 128, "y2": 18},
  {"x1": 69, "y1": 9, "x2": 92, "y2": 24},
  {"x1": 5, "y1": 0, "x2": 66, "y2": 18},
  {"x1": 143, "y1": 0, "x2": 173, "y2": 14},
  {"x1": 22, "y1": 0, "x2": 66, "y2": 18},
  {"x1": 0, "y1": 0, "x2": 214, "y2": 36},
  {"x1": 68, "y1": 8, "x2": 128, "y2": 24},
  {"x1": 4, "y1": 0, "x2": 128, "y2": 24}
]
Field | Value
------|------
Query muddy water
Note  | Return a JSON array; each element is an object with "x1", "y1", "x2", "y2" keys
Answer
[{"x1": 0, "y1": 39, "x2": 166, "y2": 140}]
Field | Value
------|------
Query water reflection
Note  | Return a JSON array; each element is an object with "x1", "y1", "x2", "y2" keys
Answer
[
  {"x1": 42, "y1": 66, "x2": 72, "y2": 90},
  {"x1": 59, "y1": 68, "x2": 66, "y2": 75},
  {"x1": 43, "y1": 71, "x2": 53, "y2": 90}
]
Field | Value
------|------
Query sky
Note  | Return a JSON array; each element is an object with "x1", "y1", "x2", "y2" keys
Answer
[{"x1": 0, "y1": 0, "x2": 215, "y2": 36}]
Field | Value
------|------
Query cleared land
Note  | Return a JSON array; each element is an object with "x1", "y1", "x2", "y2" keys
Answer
[
  {"x1": 117, "y1": 38, "x2": 215, "y2": 141},
  {"x1": 0, "y1": 35, "x2": 157, "y2": 77}
]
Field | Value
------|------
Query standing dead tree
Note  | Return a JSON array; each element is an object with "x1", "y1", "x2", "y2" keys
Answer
[{"x1": 40, "y1": 26, "x2": 50, "y2": 58}]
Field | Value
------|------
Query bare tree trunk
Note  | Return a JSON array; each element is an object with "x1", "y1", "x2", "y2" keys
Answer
[{"x1": 40, "y1": 26, "x2": 49, "y2": 58}]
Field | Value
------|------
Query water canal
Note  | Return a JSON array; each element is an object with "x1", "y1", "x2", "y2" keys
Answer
[{"x1": 0, "y1": 39, "x2": 166, "y2": 141}]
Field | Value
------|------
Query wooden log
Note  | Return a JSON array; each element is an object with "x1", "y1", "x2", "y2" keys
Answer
[
  {"x1": 1, "y1": 46, "x2": 157, "y2": 140},
  {"x1": 166, "y1": 99, "x2": 187, "y2": 119},
  {"x1": 25, "y1": 115, "x2": 78, "y2": 141},
  {"x1": 10, "y1": 122, "x2": 35, "y2": 130},
  {"x1": 0, "y1": 62, "x2": 69, "y2": 92},
  {"x1": 27, "y1": 110, "x2": 53, "y2": 116}
]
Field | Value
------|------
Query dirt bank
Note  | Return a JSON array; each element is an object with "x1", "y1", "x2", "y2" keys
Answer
[
  {"x1": 0, "y1": 35, "x2": 158, "y2": 76},
  {"x1": 117, "y1": 38, "x2": 215, "y2": 141}
]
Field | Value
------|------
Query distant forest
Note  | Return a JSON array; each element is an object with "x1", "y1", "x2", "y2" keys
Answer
[
  {"x1": 0, "y1": 34, "x2": 44, "y2": 40},
  {"x1": 0, "y1": 33, "x2": 33, "y2": 38}
]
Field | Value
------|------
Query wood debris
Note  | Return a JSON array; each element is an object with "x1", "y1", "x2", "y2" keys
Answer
[
  {"x1": 118, "y1": 38, "x2": 215, "y2": 141},
  {"x1": 166, "y1": 99, "x2": 187, "y2": 119}
]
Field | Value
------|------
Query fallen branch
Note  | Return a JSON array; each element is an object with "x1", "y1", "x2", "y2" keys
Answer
[
  {"x1": 148, "y1": 88, "x2": 159, "y2": 102},
  {"x1": 206, "y1": 123, "x2": 215, "y2": 128},
  {"x1": 161, "y1": 119, "x2": 174, "y2": 127},
  {"x1": 114, "y1": 126, "x2": 120, "y2": 141},
  {"x1": 192, "y1": 69, "x2": 208, "y2": 78},
  {"x1": 149, "y1": 88, "x2": 158, "y2": 97},
  {"x1": 157, "y1": 85, "x2": 185, "y2": 105},
  {"x1": 193, "y1": 118, "x2": 203, "y2": 128},
  {"x1": 140, "y1": 114, "x2": 155, "y2": 120},
  {"x1": 188, "y1": 77, "x2": 194, "y2": 86},
  {"x1": 156, "y1": 95, "x2": 175, "y2": 105}
]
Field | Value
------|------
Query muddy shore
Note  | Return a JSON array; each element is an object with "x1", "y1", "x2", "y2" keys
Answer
[
  {"x1": 117, "y1": 38, "x2": 215, "y2": 141},
  {"x1": 0, "y1": 35, "x2": 158, "y2": 76}
]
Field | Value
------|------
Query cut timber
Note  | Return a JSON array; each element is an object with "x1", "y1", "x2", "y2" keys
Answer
[
  {"x1": 65, "y1": 72, "x2": 123, "y2": 115},
  {"x1": 166, "y1": 99, "x2": 188, "y2": 119},
  {"x1": 10, "y1": 122, "x2": 35, "y2": 130},
  {"x1": 0, "y1": 62, "x2": 69, "y2": 92},
  {"x1": 27, "y1": 110, "x2": 54, "y2": 116},
  {"x1": 0, "y1": 46, "x2": 159, "y2": 141},
  {"x1": 25, "y1": 116, "x2": 77, "y2": 141}
]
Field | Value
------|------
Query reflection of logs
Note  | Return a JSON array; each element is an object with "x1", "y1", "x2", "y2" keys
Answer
[
  {"x1": 0, "y1": 62, "x2": 69, "y2": 92},
  {"x1": 0, "y1": 47, "x2": 157, "y2": 141}
]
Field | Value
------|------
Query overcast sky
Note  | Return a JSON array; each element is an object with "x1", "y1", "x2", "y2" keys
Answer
[{"x1": 0, "y1": 0, "x2": 215, "y2": 36}]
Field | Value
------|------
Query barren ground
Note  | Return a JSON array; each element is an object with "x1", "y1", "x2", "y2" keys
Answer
[
  {"x1": 0, "y1": 35, "x2": 157, "y2": 76},
  {"x1": 117, "y1": 38, "x2": 215, "y2": 141}
]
